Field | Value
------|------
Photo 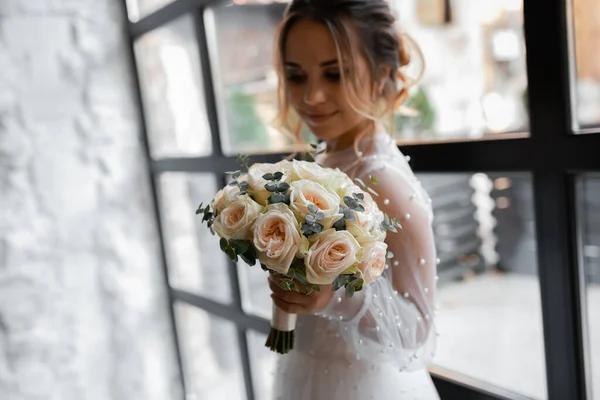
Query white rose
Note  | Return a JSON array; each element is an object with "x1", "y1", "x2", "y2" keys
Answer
[
  {"x1": 289, "y1": 180, "x2": 342, "y2": 229},
  {"x1": 252, "y1": 203, "x2": 309, "y2": 275},
  {"x1": 213, "y1": 195, "x2": 263, "y2": 240},
  {"x1": 212, "y1": 179, "x2": 243, "y2": 215},
  {"x1": 357, "y1": 239, "x2": 388, "y2": 284},
  {"x1": 304, "y1": 229, "x2": 362, "y2": 285},
  {"x1": 248, "y1": 163, "x2": 293, "y2": 206},
  {"x1": 292, "y1": 160, "x2": 352, "y2": 196}
]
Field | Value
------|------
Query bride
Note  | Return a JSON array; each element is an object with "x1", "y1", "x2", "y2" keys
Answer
[{"x1": 267, "y1": 0, "x2": 440, "y2": 399}]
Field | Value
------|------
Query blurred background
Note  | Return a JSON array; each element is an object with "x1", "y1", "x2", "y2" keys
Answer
[{"x1": 1, "y1": 0, "x2": 599, "y2": 399}]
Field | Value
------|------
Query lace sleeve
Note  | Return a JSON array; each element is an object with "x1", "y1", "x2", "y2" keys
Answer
[{"x1": 318, "y1": 153, "x2": 438, "y2": 370}]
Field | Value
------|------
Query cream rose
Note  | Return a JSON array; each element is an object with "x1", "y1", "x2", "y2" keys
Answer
[
  {"x1": 213, "y1": 195, "x2": 262, "y2": 240},
  {"x1": 357, "y1": 240, "x2": 388, "y2": 284},
  {"x1": 252, "y1": 203, "x2": 309, "y2": 275},
  {"x1": 212, "y1": 182, "x2": 241, "y2": 215},
  {"x1": 292, "y1": 160, "x2": 353, "y2": 196},
  {"x1": 248, "y1": 163, "x2": 293, "y2": 205},
  {"x1": 289, "y1": 180, "x2": 342, "y2": 229},
  {"x1": 304, "y1": 229, "x2": 362, "y2": 285}
]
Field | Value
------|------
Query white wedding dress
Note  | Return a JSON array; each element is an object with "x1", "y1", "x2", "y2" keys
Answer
[{"x1": 271, "y1": 132, "x2": 440, "y2": 400}]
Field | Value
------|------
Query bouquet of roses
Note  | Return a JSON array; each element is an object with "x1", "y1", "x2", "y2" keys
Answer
[{"x1": 196, "y1": 158, "x2": 400, "y2": 354}]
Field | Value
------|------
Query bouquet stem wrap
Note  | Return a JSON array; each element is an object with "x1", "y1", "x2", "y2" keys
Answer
[{"x1": 265, "y1": 303, "x2": 297, "y2": 354}]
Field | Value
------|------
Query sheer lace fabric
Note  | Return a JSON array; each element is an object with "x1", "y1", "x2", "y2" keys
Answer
[{"x1": 271, "y1": 132, "x2": 440, "y2": 400}]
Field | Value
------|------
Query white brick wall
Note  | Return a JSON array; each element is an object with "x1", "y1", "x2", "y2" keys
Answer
[{"x1": 0, "y1": 1, "x2": 182, "y2": 399}]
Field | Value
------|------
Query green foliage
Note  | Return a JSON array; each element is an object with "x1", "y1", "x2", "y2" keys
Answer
[
  {"x1": 381, "y1": 213, "x2": 403, "y2": 233},
  {"x1": 196, "y1": 203, "x2": 214, "y2": 229},
  {"x1": 301, "y1": 203, "x2": 325, "y2": 236},
  {"x1": 227, "y1": 88, "x2": 268, "y2": 147},
  {"x1": 394, "y1": 86, "x2": 436, "y2": 135},
  {"x1": 275, "y1": 258, "x2": 321, "y2": 296},
  {"x1": 333, "y1": 275, "x2": 364, "y2": 298},
  {"x1": 219, "y1": 238, "x2": 257, "y2": 266},
  {"x1": 264, "y1": 172, "x2": 291, "y2": 205}
]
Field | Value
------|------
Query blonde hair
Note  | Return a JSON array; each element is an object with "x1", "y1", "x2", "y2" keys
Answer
[{"x1": 273, "y1": 1, "x2": 425, "y2": 161}]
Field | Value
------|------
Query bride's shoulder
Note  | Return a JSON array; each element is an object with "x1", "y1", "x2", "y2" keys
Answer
[{"x1": 357, "y1": 134, "x2": 409, "y2": 174}]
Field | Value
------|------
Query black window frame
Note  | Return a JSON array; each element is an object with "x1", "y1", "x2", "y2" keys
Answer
[{"x1": 121, "y1": 0, "x2": 600, "y2": 398}]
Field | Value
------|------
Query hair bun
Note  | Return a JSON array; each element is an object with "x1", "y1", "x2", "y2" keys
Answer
[{"x1": 398, "y1": 34, "x2": 411, "y2": 67}]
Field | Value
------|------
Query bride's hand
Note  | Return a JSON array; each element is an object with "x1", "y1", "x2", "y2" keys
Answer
[{"x1": 268, "y1": 275, "x2": 335, "y2": 315}]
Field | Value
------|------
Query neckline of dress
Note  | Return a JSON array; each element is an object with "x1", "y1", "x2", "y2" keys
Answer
[{"x1": 322, "y1": 131, "x2": 390, "y2": 155}]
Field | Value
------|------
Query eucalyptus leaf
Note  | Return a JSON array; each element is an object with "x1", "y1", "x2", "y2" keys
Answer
[
  {"x1": 276, "y1": 182, "x2": 290, "y2": 192},
  {"x1": 269, "y1": 193, "x2": 286, "y2": 204},
  {"x1": 220, "y1": 238, "x2": 229, "y2": 253},
  {"x1": 229, "y1": 239, "x2": 250, "y2": 254},
  {"x1": 353, "y1": 192, "x2": 364, "y2": 201},
  {"x1": 273, "y1": 172, "x2": 284, "y2": 180},
  {"x1": 262, "y1": 173, "x2": 274, "y2": 181},
  {"x1": 226, "y1": 247, "x2": 238, "y2": 262},
  {"x1": 345, "y1": 211, "x2": 355, "y2": 221},
  {"x1": 294, "y1": 273, "x2": 309, "y2": 285},
  {"x1": 350, "y1": 278, "x2": 364, "y2": 287},
  {"x1": 345, "y1": 285, "x2": 356, "y2": 298},
  {"x1": 343, "y1": 196, "x2": 355, "y2": 206},
  {"x1": 291, "y1": 281, "x2": 300, "y2": 293},
  {"x1": 312, "y1": 223, "x2": 323, "y2": 234},
  {"x1": 265, "y1": 183, "x2": 278, "y2": 192},
  {"x1": 301, "y1": 223, "x2": 312, "y2": 236},
  {"x1": 333, "y1": 275, "x2": 350, "y2": 291},
  {"x1": 305, "y1": 214, "x2": 316, "y2": 223},
  {"x1": 240, "y1": 252, "x2": 256, "y2": 266},
  {"x1": 333, "y1": 218, "x2": 346, "y2": 231},
  {"x1": 307, "y1": 203, "x2": 319, "y2": 214},
  {"x1": 354, "y1": 204, "x2": 365, "y2": 212}
]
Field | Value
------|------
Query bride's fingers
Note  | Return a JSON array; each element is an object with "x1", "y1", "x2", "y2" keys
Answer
[
  {"x1": 271, "y1": 295, "x2": 307, "y2": 314},
  {"x1": 270, "y1": 284, "x2": 312, "y2": 306}
]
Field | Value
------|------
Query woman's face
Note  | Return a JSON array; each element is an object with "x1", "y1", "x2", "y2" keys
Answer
[{"x1": 283, "y1": 19, "x2": 373, "y2": 143}]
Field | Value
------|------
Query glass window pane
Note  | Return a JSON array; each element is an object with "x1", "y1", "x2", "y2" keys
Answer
[
  {"x1": 134, "y1": 14, "x2": 212, "y2": 158},
  {"x1": 238, "y1": 259, "x2": 271, "y2": 320},
  {"x1": 207, "y1": 0, "x2": 528, "y2": 156},
  {"x1": 578, "y1": 175, "x2": 600, "y2": 399},
  {"x1": 419, "y1": 172, "x2": 547, "y2": 399},
  {"x1": 206, "y1": 3, "x2": 303, "y2": 156},
  {"x1": 174, "y1": 303, "x2": 246, "y2": 400},
  {"x1": 572, "y1": 0, "x2": 600, "y2": 128},
  {"x1": 247, "y1": 330, "x2": 277, "y2": 400},
  {"x1": 158, "y1": 173, "x2": 232, "y2": 304},
  {"x1": 125, "y1": 0, "x2": 175, "y2": 23},
  {"x1": 395, "y1": 0, "x2": 529, "y2": 139}
]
